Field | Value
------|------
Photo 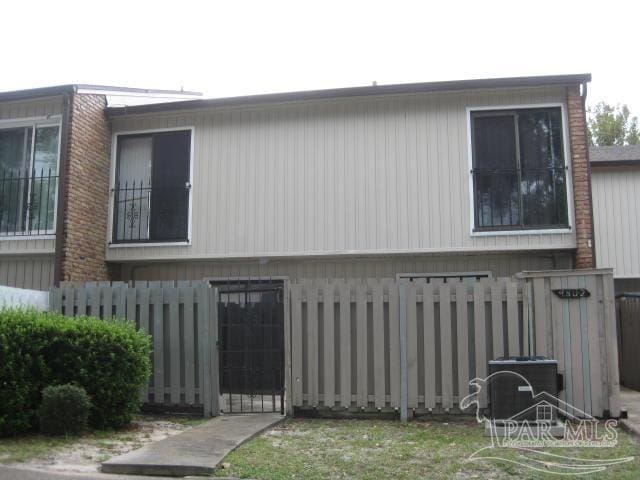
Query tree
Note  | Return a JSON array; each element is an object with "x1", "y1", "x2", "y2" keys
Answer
[{"x1": 587, "y1": 102, "x2": 640, "y2": 146}]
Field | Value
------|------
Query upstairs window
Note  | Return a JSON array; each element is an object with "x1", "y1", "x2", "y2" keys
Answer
[
  {"x1": 0, "y1": 123, "x2": 60, "y2": 236},
  {"x1": 112, "y1": 130, "x2": 191, "y2": 243},
  {"x1": 470, "y1": 108, "x2": 569, "y2": 232}
]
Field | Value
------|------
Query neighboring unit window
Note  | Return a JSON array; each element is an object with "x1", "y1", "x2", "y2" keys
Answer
[
  {"x1": 113, "y1": 130, "x2": 191, "y2": 243},
  {"x1": 0, "y1": 124, "x2": 60, "y2": 236},
  {"x1": 471, "y1": 108, "x2": 569, "y2": 231}
]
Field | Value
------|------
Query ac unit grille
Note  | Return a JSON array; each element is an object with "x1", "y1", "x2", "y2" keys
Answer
[{"x1": 489, "y1": 357, "x2": 558, "y2": 421}]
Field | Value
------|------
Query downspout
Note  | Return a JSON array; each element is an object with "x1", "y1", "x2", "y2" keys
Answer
[
  {"x1": 53, "y1": 88, "x2": 75, "y2": 286},
  {"x1": 581, "y1": 81, "x2": 597, "y2": 268}
]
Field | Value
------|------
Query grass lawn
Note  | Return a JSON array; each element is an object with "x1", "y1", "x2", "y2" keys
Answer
[
  {"x1": 217, "y1": 417, "x2": 640, "y2": 480},
  {"x1": 0, "y1": 415, "x2": 206, "y2": 468}
]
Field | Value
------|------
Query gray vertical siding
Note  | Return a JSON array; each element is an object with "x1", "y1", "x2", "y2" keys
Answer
[
  {"x1": 592, "y1": 167, "x2": 640, "y2": 278},
  {"x1": 117, "y1": 252, "x2": 573, "y2": 283},
  {"x1": 0, "y1": 255, "x2": 54, "y2": 290},
  {"x1": 108, "y1": 86, "x2": 576, "y2": 262}
]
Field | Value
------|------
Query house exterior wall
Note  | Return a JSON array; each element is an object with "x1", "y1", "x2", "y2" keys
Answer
[
  {"x1": 0, "y1": 96, "x2": 63, "y2": 258},
  {"x1": 116, "y1": 251, "x2": 573, "y2": 283},
  {"x1": 57, "y1": 93, "x2": 112, "y2": 282},
  {"x1": 592, "y1": 166, "x2": 640, "y2": 278},
  {"x1": 0, "y1": 256, "x2": 54, "y2": 290},
  {"x1": 0, "y1": 96, "x2": 63, "y2": 290},
  {"x1": 107, "y1": 86, "x2": 577, "y2": 263}
]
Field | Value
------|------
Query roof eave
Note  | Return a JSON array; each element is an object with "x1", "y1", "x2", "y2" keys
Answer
[{"x1": 105, "y1": 73, "x2": 592, "y2": 117}]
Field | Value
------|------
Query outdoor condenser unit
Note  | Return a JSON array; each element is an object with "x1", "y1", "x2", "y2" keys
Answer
[{"x1": 488, "y1": 357, "x2": 559, "y2": 421}]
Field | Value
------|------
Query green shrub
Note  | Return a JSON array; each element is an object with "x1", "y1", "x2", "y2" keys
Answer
[
  {"x1": 39, "y1": 384, "x2": 92, "y2": 435},
  {"x1": 0, "y1": 309, "x2": 151, "y2": 436}
]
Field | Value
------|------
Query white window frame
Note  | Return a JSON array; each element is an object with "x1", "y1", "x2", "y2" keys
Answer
[
  {"x1": 466, "y1": 103, "x2": 574, "y2": 237},
  {"x1": 107, "y1": 126, "x2": 195, "y2": 248},
  {"x1": 0, "y1": 115, "x2": 62, "y2": 240}
]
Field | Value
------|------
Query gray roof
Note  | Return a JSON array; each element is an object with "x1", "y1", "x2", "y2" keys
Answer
[
  {"x1": 590, "y1": 145, "x2": 640, "y2": 166},
  {"x1": 0, "y1": 84, "x2": 201, "y2": 102},
  {"x1": 105, "y1": 73, "x2": 592, "y2": 117}
]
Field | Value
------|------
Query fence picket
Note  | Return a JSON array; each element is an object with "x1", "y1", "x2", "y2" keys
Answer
[
  {"x1": 507, "y1": 282, "x2": 519, "y2": 357},
  {"x1": 423, "y1": 283, "x2": 436, "y2": 409},
  {"x1": 64, "y1": 285, "x2": 74, "y2": 317},
  {"x1": 456, "y1": 282, "x2": 469, "y2": 401},
  {"x1": 339, "y1": 281, "x2": 351, "y2": 408},
  {"x1": 139, "y1": 286, "x2": 150, "y2": 403},
  {"x1": 371, "y1": 280, "x2": 385, "y2": 409},
  {"x1": 151, "y1": 283, "x2": 164, "y2": 404},
  {"x1": 406, "y1": 281, "x2": 418, "y2": 409},
  {"x1": 182, "y1": 285, "x2": 196, "y2": 405},
  {"x1": 290, "y1": 284, "x2": 303, "y2": 406},
  {"x1": 168, "y1": 287, "x2": 181, "y2": 405},
  {"x1": 387, "y1": 281, "x2": 400, "y2": 408},
  {"x1": 473, "y1": 281, "x2": 487, "y2": 408},
  {"x1": 323, "y1": 282, "x2": 335, "y2": 407},
  {"x1": 77, "y1": 287, "x2": 88, "y2": 316},
  {"x1": 491, "y1": 281, "x2": 504, "y2": 360},
  {"x1": 586, "y1": 275, "x2": 602, "y2": 416},
  {"x1": 307, "y1": 283, "x2": 319, "y2": 407},
  {"x1": 440, "y1": 284, "x2": 453, "y2": 410},
  {"x1": 533, "y1": 277, "x2": 547, "y2": 356},
  {"x1": 356, "y1": 283, "x2": 368, "y2": 408}
]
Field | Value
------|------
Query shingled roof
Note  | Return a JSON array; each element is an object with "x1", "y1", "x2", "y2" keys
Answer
[{"x1": 590, "y1": 145, "x2": 640, "y2": 166}]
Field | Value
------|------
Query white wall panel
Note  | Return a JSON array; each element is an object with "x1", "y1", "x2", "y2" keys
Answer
[
  {"x1": 108, "y1": 86, "x2": 576, "y2": 262},
  {"x1": 592, "y1": 167, "x2": 640, "y2": 277}
]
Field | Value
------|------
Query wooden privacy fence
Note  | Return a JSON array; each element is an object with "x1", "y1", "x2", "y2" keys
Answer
[
  {"x1": 50, "y1": 281, "x2": 219, "y2": 417},
  {"x1": 523, "y1": 270, "x2": 620, "y2": 418},
  {"x1": 290, "y1": 269, "x2": 621, "y2": 419},
  {"x1": 615, "y1": 294, "x2": 640, "y2": 391},
  {"x1": 290, "y1": 277, "x2": 528, "y2": 414}
]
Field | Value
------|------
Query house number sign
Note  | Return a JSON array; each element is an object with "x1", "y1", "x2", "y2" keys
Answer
[{"x1": 552, "y1": 288, "x2": 590, "y2": 299}]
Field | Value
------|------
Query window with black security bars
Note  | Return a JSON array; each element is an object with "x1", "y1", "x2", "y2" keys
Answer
[{"x1": 471, "y1": 108, "x2": 569, "y2": 232}]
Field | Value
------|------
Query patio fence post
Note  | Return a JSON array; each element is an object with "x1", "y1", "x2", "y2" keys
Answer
[{"x1": 399, "y1": 280, "x2": 408, "y2": 422}]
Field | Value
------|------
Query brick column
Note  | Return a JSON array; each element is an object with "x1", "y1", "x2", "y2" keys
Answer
[
  {"x1": 57, "y1": 93, "x2": 112, "y2": 282},
  {"x1": 567, "y1": 85, "x2": 595, "y2": 269}
]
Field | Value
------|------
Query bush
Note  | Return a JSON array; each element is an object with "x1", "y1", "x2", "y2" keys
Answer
[
  {"x1": 39, "y1": 384, "x2": 92, "y2": 435},
  {"x1": 0, "y1": 309, "x2": 151, "y2": 436}
]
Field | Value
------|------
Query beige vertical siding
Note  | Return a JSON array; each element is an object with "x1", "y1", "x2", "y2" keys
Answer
[
  {"x1": 0, "y1": 255, "x2": 54, "y2": 290},
  {"x1": 107, "y1": 86, "x2": 575, "y2": 262},
  {"x1": 0, "y1": 96, "x2": 62, "y2": 257},
  {"x1": 0, "y1": 96, "x2": 63, "y2": 120},
  {"x1": 592, "y1": 167, "x2": 640, "y2": 278},
  {"x1": 116, "y1": 252, "x2": 573, "y2": 283}
]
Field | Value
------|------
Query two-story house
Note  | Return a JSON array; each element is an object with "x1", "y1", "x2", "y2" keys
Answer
[
  {"x1": 0, "y1": 85, "x2": 199, "y2": 289},
  {"x1": 0, "y1": 74, "x2": 594, "y2": 288}
]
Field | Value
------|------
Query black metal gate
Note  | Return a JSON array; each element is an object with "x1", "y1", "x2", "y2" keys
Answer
[{"x1": 215, "y1": 279, "x2": 285, "y2": 414}]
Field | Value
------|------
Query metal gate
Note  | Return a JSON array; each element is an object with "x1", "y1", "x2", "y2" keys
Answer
[{"x1": 215, "y1": 279, "x2": 285, "y2": 414}]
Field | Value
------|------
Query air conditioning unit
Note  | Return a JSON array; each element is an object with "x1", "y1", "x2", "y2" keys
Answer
[{"x1": 489, "y1": 357, "x2": 559, "y2": 422}]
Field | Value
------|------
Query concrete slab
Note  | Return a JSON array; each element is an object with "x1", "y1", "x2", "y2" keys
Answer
[
  {"x1": 620, "y1": 386, "x2": 640, "y2": 439},
  {"x1": 101, "y1": 413, "x2": 284, "y2": 477}
]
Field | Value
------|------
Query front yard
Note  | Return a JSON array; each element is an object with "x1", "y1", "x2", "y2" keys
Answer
[
  {"x1": 217, "y1": 417, "x2": 640, "y2": 480},
  {"x1": 0, "y1": 415, "x2": 205, "y2": 474}
]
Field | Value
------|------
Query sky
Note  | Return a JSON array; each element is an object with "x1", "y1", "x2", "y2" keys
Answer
[{"x1": 1, "y1": 0, "x2": 638, "y2": 114}]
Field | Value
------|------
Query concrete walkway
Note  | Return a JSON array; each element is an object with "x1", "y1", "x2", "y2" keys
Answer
[
  {"x1": 102, "y1": 413, "x2": 283, "y2": 477},
  {"x1": 620, "y1": 386, "x2": 640, "y2": 438}
]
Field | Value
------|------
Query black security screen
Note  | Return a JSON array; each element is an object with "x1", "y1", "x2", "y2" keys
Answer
[
  {"x1": 150, "y1": 131, "x2": 191, "y2": 241},
  {"x1": 471, "y1": 108, "x2": 568, "y2": 231},
  {"x1": 113, "y1": 130, "x2": 191, "y2": 243}
]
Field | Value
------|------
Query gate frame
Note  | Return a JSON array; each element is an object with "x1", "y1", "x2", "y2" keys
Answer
[{"x1": 204, "y1": 276, "x2": 291, "y2": 416}]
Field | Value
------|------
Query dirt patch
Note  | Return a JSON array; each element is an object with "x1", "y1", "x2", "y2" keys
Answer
[{"x1": 7, "y1": 416, "x2": 200, "y2": 475}]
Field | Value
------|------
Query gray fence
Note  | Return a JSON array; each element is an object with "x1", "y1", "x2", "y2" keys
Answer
[
  {"x1": 50, "y1": 281, "x2": 219, "y2": 417},
  {"x1": 290, "y1": 269, "x2": 621, "y2": 419},
  {"x1": 49, "y1": 269, "x2": 620, "y2": 420},
  {"x1": 616, "y1": 294, "x2": 640, "y2": 391}
]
